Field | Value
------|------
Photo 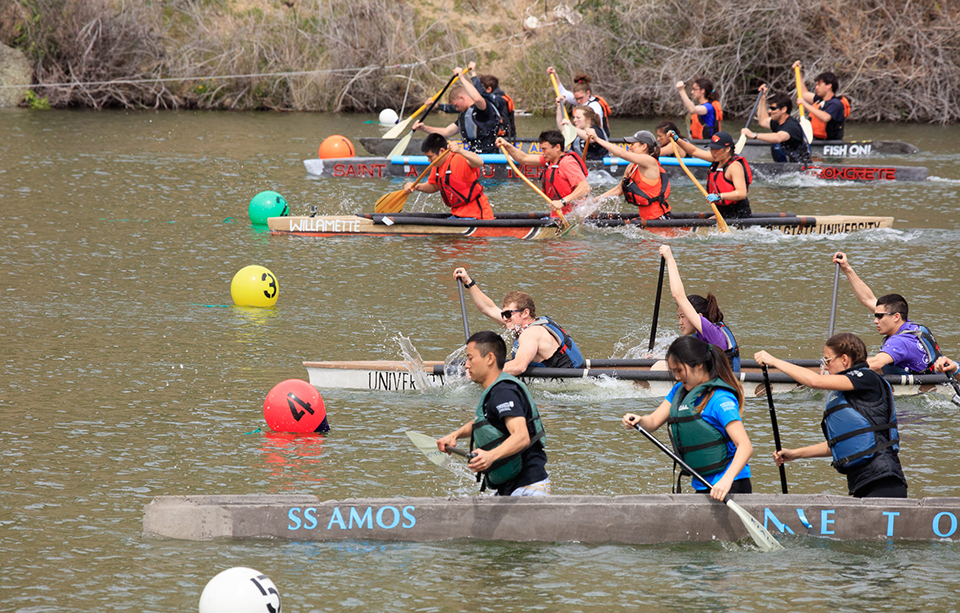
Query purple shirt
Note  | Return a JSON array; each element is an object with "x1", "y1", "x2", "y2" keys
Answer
[
  {"x1": 694, "y1": 315, "x2": 733, "y2": 352},
  {"x1": 880, "y1": 321, "x2": 931, "y2": 373}
]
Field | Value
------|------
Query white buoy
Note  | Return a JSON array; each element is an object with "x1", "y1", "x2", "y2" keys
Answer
[
  {"x1": 379, "y1": 108, "x2": 399, "y2": 125},
  {"x1": 199, "y1": 567, "x2": 281, "y2": 613}
]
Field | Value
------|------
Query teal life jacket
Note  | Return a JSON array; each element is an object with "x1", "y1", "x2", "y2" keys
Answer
[
  {"x1": 666, "y1": 378, "x2": 739, "y2": 477},
  {"x1": 471, "y1": 373, "x2": 545, "y2": 487},
  {"x1": 821, "y1": 366, "x2": 899, "y2": 473}
]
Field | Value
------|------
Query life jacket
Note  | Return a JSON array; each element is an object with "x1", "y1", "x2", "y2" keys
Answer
[
  {"x1": 542, "y1": 152, "x2": 588, "y2": 213},
  {"x1": 590, "y1": 95, "x2": 613, "y2": 134},
  {"x1": 716, "y1": 321, "x2": 740, "y2": 372},
  {"x1": 690, "y1": 100, "x2": 723, "y2": 139},
  {"x1": 883, "y1": 324, "x2": 943, "y2": 374},
  {"x1": 666, "y1": 378, "x2": 739, "y2": 478},
  {"x1": 707, "y1": 155, "x2": 752, "y2": 211},
  {"x1": 431, "y1": 155, "x2": 490, "y2": 219},
  {"x1": 574, "y1": 125, "x2": 608, "y2": 160},
  {"x1": 621, "y1": 162, "x2": 671, "y2": 220},
  {"x1": 455, "y1": 101, "x2": 504, "y2": 154},
  {"x1": 811, "y1": 95, "x2": 850, "y2": 140},
  {"x1": 821, "y1": 365, "x2": 899, "y2": 478},
  {"x1": 470, "y1": 373, "x2": 545, "y2": 488},
  {"x1": 497, "y1": 90, "x2": 517, "y2": 139},
  {"x1": 511, "y1": 316, "x2": 585, "y2": 369}
]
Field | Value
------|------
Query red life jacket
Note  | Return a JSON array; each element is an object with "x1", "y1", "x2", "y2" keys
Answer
[
  {"x1": 432, "y1": 155, "x2": 492, "y2": 219},
  {"x1": 811, "y1": 95, "x2": 851, "y2": 140},
  {"x1": 707, "y1": 155, "x2": 752, "y2": 207},
  {"x1": 621, "y1": 162, "x2": 671, "y2": 219},
  {"x1": 542, "y1": 152, "x2": 588, "y2": 213},
  {"x1": 690, "y1": 100, "x2": 723, "y2": 139}
]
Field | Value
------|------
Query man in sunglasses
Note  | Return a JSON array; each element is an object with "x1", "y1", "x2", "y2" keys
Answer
[
  {"x1": 743, "y1": 84, "x2": 811, "y2": 163},
  {"x1": 453, "y1": 267, "x2": 585, "y2": 375},
  {"x1": 833, "y1": 252, "x2": 959, "y2": 377}
]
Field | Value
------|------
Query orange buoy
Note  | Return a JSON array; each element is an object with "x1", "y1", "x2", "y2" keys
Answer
[{"x1": 318, "y1": 135, "x2": 355, "y2": 159}]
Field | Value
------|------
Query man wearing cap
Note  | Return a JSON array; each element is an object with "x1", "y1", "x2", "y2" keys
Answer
[
  {"x1": 585, "y1": 128, "x2": 672, "y2": 220},
  {"x1": 497, "y1": 131, "x2": 589, "y2": 218},
  {"x1": 742, "y1": 85, "x2": 811, "y2": 163},
  {"x1": 670, "y1": 130, "x2": 753, "y2": 219}
]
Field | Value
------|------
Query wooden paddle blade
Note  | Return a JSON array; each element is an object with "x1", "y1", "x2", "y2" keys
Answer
[
  {"x1": 710, "y1": 204, "x2": 731, "y2": 233},
  {"x1": 734, "y1": 133, "x2": 747, "y2": 155},
  {"x1": 799, "y1": 115, "x2": 814, "y2": 144},
  {"x1": 387, "y1": 130, "x2": 415, "y2": 158},
  {"x1": 561, "y1": 123, "x2": 577, "y2": 148},
  {"x1": 725, "y1": 499, "x2": 784, "y2": 552},
  {"x1": 375, "y1": 190, "x2": 408, "y2": 213}
]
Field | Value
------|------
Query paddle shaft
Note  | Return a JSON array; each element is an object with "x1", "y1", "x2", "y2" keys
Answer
[
  {"x1": 549, "y1": 73, "x2": 572, "y2": 123},
  {"x1": 632, "y1": 424, "x2": 723, "y2": 494},
  {"x1": 647, "y1": 257, "x2": 666, "y2": 352},
  {"x1": 762, "y1": 366, "x2": 789, "y2": 494},
  {"x1": 669, "y1": 140, "x2": 730, "y2": 233},
  {"x1": 457, "y1": 280, "x2": 470, "y2": 344},
  {"x1": 499, "y1": 145, "x2": 570, "y2": 230},
  {"x1": 828, "y1": 262, "x2": 840, "y2": 338},
  {"x1": 743, "y1": 89, "x2": 765, "y2": 130},
  {"x1": 410, "y1": 149, "x2": 449, "y2": 189}
]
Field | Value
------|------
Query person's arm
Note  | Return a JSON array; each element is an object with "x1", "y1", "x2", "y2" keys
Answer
[
  {"x1": 718, "y1": 160, "x2": 748, "y2": 202},
  {"x1": 446, "y1": 141, "x2": 484, "y2": 169},
  {"x1": 675, "y1": 81, "x2": 705, "y2": 115},
  {"x1": 467, "y1": 415, "x2": 529, "y2": 473},
  {"x1": 546, "y1": 67, "x2": 577, "y2": 105},
  {"x1": 437, "y1": 420, "x2": 474, "y2": 453},
  {"x1": 753, "y1": 351, "x2": 856, "y2": 390},
  {"x1": 933, "y1": 356, "x2": 960, "y2": 376},
  {"x1": 453, "y1": 267, "x2": 503, "y2": 323},
  {"x1": 621, "y1": 398, "x2": 672, "y2": 433},
  {"x1": 667, "y1": 131, "x2": 711, "y2": 161},
  {"x1": 774, "y1": 441, "x2": 832, "y2": 466},
  {"x1": 710, "y1": 420, "x2": 752, "y2": 501},
  {"x1": 599, "y1": 182, "x2": 624, "y2": 199},
  {"x1": 414, "y1": 120, "x2": 459, "y2": 138},
  {"x1": 494, "y1": 137, "x2": 540, "y2": 166},
  {"x1": 866, "y1": 352, "x2": 895, "y2": 372},
  {"x1": 660, "y1": 245, "x2": 703, "y2": 335},
  {"x1": 833, "y1": 252, "x2": 878, "y2": 311},
  {"x1": 505, "y1": 327, "x2": 544, "y2": 375},
  {"x1": 555, "y1": 96, "x2": 565, "y2": 130},
  {"x1": 792, "y1": 61, "x2": 816, "y2": 106},
  {"x1": 756, "y1": 86, "x2": 772, "y2": 129},
  {"x1": 406, "y1": 180, "x2": 441, "y2": 194},
  {"x1": 457, "y1": 66, "x2": 486, "y2": 111}
]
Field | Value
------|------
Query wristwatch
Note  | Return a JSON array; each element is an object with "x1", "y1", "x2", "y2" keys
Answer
[
  {"x1": 560, "y1": 198, "x2": 567, "y2": 206},
  {"x1": 463, "y1": 279, "x2": 476, "y2": 289}
]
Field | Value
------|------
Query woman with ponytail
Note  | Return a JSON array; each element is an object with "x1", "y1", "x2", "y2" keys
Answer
[
  {"x1": 660, "y1": 245, "x2": 740, "y2": 371},
  {"x1": 622, "y1": 335, "x2": 753, "y2": 499}
]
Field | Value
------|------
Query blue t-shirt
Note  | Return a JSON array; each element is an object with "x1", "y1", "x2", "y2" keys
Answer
[
  {"x1": 665, "y1": 381, "x2": 751, "y2": 490},
  {"x1": 880, "y1": 321, "x2": 931, "y2": 374}
]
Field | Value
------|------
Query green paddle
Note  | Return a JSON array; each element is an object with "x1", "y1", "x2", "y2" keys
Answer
[
  {"x1": 406, "y1": 430, "x2": 475, "y2": 468},
  {"x1": 631, "y1": 423, "x2": 784, "y2": 552}
]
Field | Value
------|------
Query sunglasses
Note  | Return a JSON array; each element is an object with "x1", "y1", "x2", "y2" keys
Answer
[
  {"x1": 820, "y1": 355, "x2": 837, "y2": 368},
  {"x1": 874, "y1": 312, "x2": 898, "y2": 319},
  {"x1": 501, "y1": 309, "x2": 523, "y2": 319}
]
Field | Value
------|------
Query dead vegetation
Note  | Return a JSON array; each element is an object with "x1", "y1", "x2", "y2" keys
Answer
[{"x1": 4, "y1": 0, "x2": 960, "y2": 122}]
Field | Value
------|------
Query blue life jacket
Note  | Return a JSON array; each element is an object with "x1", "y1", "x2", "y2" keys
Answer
[
  {"x1": 511, "y1": 316, "x2": 585, "y2": 369},
  {"x1": 821, "y1": 367, "x2": 899, "y2": 473},
  {"x1": 883, "y1": 323, "x2": 943, "y2": 374},
  {"x1": 717, "y1": 321, "x2": 740, "y2": 372}
]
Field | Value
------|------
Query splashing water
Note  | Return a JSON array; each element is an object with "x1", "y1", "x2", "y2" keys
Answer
[{"x1": 395, "y1": 333, "x2": 439, "y2": 390}]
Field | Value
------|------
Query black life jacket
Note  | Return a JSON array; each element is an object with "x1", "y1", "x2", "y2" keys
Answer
[{"x1": 456, "y1": 100, "x2": 504, "y2": 154}]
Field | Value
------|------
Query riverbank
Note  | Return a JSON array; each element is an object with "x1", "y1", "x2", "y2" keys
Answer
[{"x1": 4, "y1": 0, "x2": 959, "y2": 122}]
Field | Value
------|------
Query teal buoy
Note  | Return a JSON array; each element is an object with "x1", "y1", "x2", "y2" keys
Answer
[{"x1": 248, "y1": 191, "x2": 289, "y2": 226}]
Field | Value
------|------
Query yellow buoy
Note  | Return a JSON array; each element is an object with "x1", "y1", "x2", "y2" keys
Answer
[{"x1": 231, "y1": 265, "x2": 279, "y2": 307}]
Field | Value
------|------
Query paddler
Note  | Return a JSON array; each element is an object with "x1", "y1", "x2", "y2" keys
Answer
[
  {"x1": 742, "y1": 85, "x2": 812, "y2": 163},
  {"x1": 832, "y1": 252, "x2": 959, "y2": 377},
  {"x1": 622, "y1": 335, "x2": 754, "y2": 500},
  {"x1": 655, "y1": 121, "x2": 688, "y2": 158},
  {"x1": 658, "y1": 245, "x2": 740, "y2": 371},
  {"x1": 793, "y1": 61, "x2": 848, "y2": 141},
  {"x1": 403, "y1": 134, "x2": 493, "y2": 220},
  {"x1": 754, "y1": 333, "x2": 908, "y2": 498},
  {"x1": 413, "y1": 62, "x2": 504, "y2": 154},
  {"x1": 546, "y1": 67, "x2": 612, "y2": 134},
  {"x1": 669, "y1": 130, "x2": 752, "y2": 219},
  {"x1": 453, "y1": 266, "x2": 585, "y2": 373},
  {"x1": 590, "y1": 129, "x2": 672, "y2": 220},
  {"x1": 557, "y1": 101, "x2": 607, "y2": 161},
  {"x1": 435, "y1": 64, "x2": 516, "y2": 140},
  {"x1": 675, "y1": 78, "x2": 723, "y2": 140},
  {"x1": 496, "y1": 131, "x2": 590, "y2": 218},
  {"x1": 437, "y1": 330, "x2": 550, "y2": 496}
]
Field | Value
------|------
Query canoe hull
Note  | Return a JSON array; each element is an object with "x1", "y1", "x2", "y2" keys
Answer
[{"x1": 144, "y1": 493, "x2": 960, "y2": 544}]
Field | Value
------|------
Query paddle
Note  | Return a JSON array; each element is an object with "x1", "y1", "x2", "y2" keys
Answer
[
  {"x1": 668, "y1": 137, "x2": 731, "y2": 233},
  {"x1": 387, "y1": 73, "x2": 460, "y2": 158},
  {"x1": 734, "y1": 90, "x2": 765, "y2": 155},
  {"x1": 827, "y1": 262, "x2": 840, "y2": 338},
  {"x1": 499, "y1": 145, "x2": 571, "y2": 234},
  {"x1": 549, "y1": 73, "x2": 577, "y2": 148},
  {"x1": 457, "y1": 279, "x2": 471, "y2": 344},
  {"x1": 374, "y1": 149, "x2": 450, "y2": 214},
  {"x1": 794, "y1": 65, "x2": 814, "y2": 144},
  {"x1": 647, "y1": 256, "x2": 666, "y2": 353},
  {"x1": 406, "y1": 430, "x2": 475, "y2": 468},
  {"x1": 631, "y1": 423, "x2": 784, "y2": 552},
  {"x1": 761, "y1": 365, "x2": 789, "y2": 494}
]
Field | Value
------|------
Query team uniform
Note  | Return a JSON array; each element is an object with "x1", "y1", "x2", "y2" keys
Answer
[
  {"x1": 428, "y1": 153, "x2": 493, "y2": 219},
  {"x1": 690, "y1": 100, "x2": 723, "y2": 140},
  {"x1": 620, "y1": 161, "x2": 671, "y2": 220},
  {"x1": 693, "y1": 316, "x2": 740, "y2": 371},
  {"x1": 769, "y1": 116, "x2": 811, "y2": 163},
  {"x1": 471, "y1": 373, "x2": 549, "y2": 496},
  {"x1": 706, "y1": 155, "x2": 753, "y2": 219},
  {"x1": 879, "y1": 321, "x2": 943, "y2": 375},
  {"x1": 538, "y1": 152, "x2": 588, "y2": 217},
  {"x1": 665, "y1": 379, "x2": 751, "y2": 493},
  {"x1": 811, "y1": 95, "x2": 847, "y2": 140},
  {"x1": 821, "y1": 364, "x2": 907, "y2": 497}
]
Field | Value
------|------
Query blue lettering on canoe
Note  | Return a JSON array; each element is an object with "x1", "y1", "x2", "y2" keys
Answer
[
  {"x1": 349, "y1": 506, "x2": 373, "y2": 529},
  {"x1": 313, "y1": 505, "x2": 416, "y2": 531},
  {"x1": 327, "y1": 507, "x2": 346, "y2": 530},
  {"x1": 821, "y1": 509, "x2": 835, "y2": 535},
  {"x1": 882, "y1": 511, "x2": 899, "y2": 537},
  {"x1": 303, "y1": 506, "x2": 318, "y2": 530},
  {"x1": 762, "y1": 508, "x2": 795, "y2": 535},
  {"x1": 288, "y1": 507, "x2": 302, "y2": 530},
  {"x1": 933, "y1": 512, "x2": 958, "y2": 538}
]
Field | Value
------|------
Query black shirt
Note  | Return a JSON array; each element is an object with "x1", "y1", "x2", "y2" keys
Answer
[
  {"x1": 771, "y1": 116, "x2": 811, "y2": 163},
  {"x1": 482, "y1": 380, "x2": 548, "y2": 495},
  {"x1": 814, "y1": 96, "x2": 846, "y2": 140}
]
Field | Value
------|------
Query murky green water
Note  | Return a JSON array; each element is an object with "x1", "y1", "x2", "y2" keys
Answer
[{"x1": 1, "y1": 108, "x2": 959, "y2": 611}]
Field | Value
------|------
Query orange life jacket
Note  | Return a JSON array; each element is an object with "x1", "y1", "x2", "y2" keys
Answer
[
  {"x1": 690, "y1": 100, "x2": 723, "y2": 140},
  {"x1": 432, "y1": 155, "x2": 493, "y2": 219},
  {"x1": 811, "y1": 95, "x2": 850, "y2": 140},
  {"x1": 591, "y1": 95, "x2": 612, "y2": 134},
  {"x1": 621, "y1": 162, "x2": 671, "y2": 219},
  {"x1": 542, "y1": 152, "x2": 588, "y2": 216}
]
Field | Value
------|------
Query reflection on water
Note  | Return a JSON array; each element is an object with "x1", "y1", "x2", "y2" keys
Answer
[{"x1": 1, "y1": 109, "x2": 959, "y2": 611}]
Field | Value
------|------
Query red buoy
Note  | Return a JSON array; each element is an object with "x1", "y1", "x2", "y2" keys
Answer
[
  {"x1": 263, "y1": 379, "x2": 329, "y2": 433},
  {"x1": 318, "y1": 135, "x2": 355, "y2": 159}
]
